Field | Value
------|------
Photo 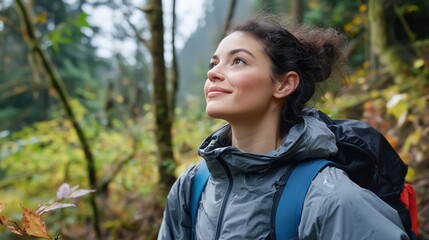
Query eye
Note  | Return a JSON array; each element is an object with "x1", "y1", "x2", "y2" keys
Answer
[
  {"x1": 209, "y1": 62, "x2": 217, "y2": 70},
  {"x1": 233, "y1": 57, "x2": 246, "y2": 66}
]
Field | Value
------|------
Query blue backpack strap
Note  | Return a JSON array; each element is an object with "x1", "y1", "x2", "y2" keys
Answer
[
  {"x1": 410, "y1": 231, "x2": 418, "y2": 240},
  {"x1": 274, "y1": 159, "x2": 334, "y2": 240},
  {"x1": 190, "y1": 160, "x2": 210, "y2": 240}
]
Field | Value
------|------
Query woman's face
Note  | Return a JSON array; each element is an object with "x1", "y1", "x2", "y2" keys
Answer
[{"x1": 204, "y1": 31, "x2": 278, "y2": 123}]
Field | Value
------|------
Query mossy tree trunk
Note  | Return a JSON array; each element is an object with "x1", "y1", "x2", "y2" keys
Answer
[
  {"x1": 146, "y1": 0, "x2": 176, "y2": 193},
  {"x1": 130, "y1": 0, "x2": 178, "y2": 236}
]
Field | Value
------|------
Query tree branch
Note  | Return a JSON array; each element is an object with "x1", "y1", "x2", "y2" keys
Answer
[
  {"x1": 14, "y1": 1, "x2": 102, "y2": 239},
  {"x1": 220, "y1": 0, "x2": 238, "y2": 40},
  {"x1": 126, "y1": 18, "x2": 150, "y2": 48},
  {"x1": 368, "y1": 0, "x2": 410, "y2": 86},
  {"x1": 169, "y1": 0, "x2": 178, "y2": 120},
  {"x1": 98, "y1": 140, "x2": 137, "y2": 193}
]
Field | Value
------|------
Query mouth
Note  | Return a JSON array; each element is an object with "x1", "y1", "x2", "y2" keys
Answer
[{"x1": 207, "y1": 86, "x2": 232, "y2": 97}]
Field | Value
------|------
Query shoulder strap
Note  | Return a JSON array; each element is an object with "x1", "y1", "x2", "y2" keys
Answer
[
  {"x1": 190, "y1": 159, "x2": 333, "y2": 240},
  {"x1": 190, "y1": 160, "x2": 210, "y2": 240},
  {"x1": 273, "y1": 159, "x2": 334, "y2": 240}
]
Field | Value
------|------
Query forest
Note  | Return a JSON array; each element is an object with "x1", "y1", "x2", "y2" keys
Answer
[{"x1": 0, "y1": 0, "x2": 428, "y2": 239}]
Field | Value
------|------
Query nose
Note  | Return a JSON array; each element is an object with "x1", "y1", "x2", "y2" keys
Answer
[{"x1": 207, "y1": 65, "x2": 225, "y2": 82}]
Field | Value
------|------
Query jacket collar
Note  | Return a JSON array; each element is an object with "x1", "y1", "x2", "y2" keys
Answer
[{"x1": 198, "y1": 116, "x2": 338, "y2": 175}]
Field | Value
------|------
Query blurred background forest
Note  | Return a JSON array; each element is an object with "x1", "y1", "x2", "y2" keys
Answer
[{"x1": 0, "y1": 0, "x2": 428, "y2": 239}]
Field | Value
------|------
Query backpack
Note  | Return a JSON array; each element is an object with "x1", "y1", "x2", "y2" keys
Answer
[{"x1": 190, "y1": 108, "x2": 419, "y2": 239}]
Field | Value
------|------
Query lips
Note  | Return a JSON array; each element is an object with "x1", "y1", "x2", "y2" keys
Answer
[{"x1": 207, "y1": 86, "x2": 232, "y2": 97}]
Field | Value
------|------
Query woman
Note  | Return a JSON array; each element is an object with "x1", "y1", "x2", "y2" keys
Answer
[{"x1": 158, "y1": 15, "x2": 408, "y2": 239}]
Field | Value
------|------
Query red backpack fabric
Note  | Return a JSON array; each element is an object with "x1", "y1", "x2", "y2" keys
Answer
[{"x1": 400, "y1": 183, "x2": 419, "y2": 236}]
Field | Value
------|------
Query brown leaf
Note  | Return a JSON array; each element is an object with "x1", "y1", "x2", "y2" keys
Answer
[
  {"x1": 21, "y1": 205, "x2": 51, "y2": 239},
  {"x1": 0, "y1": 216, "x2": 24, "y2": 236}
]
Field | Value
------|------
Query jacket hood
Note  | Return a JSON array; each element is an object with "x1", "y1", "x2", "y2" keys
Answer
[{"x1": 198, "y1": 116, "x2": 338, "y2": 174}]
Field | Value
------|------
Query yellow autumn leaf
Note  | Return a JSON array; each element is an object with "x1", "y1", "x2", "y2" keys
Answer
[
  {"x1": 413, "y1": 58, "x2": 424, "y2": 69},
  {"x1": 405, "y1": 5, "x2": 419, "y2": 13},
  {"x1": 34, "y1": 14, "x2": 47, "y2": 24},
  {"x1": 352, "y1": 16, "x2": 362, "y2": 25},
  {"x1": 359, "y1": 4, "x2": 367, "y2": 13},
  {"x1": 21, "y1": 205, "x2": 51, "y2": 239},
  {"x1": 343, "y1": 23, "x2": 353, "y2": 32},
  {"x1": 406, "y1": 167, "x2": 415, "y2": 182},
  {"x1": 404, "y1": 129, "x2": 423, "y2": 152},
  {"x1": 386, "y1": 94, "x2": 408, "y2": 120}
]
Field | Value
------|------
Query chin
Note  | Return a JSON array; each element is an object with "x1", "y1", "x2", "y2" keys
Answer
[
  {"x1": 205, "y1": 107, "x2": 227, "y2": 120},
  {"x1": 205, "y1": 110, "x2": 222, "y2": 119}
]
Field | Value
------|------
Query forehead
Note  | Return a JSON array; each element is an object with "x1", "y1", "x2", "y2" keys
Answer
[{"x1": 214, "y1": 31, "x2": 264, "y2": 54}]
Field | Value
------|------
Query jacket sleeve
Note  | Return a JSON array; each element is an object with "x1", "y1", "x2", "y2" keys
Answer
[
  {"x1": 157, "y1": 165, "x2": 197, "y2": 240},
  {"x1": 299, "y1": 166, "x2": 410, "y2": 240}
]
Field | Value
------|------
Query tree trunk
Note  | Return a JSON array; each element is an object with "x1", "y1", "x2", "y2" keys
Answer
[
  {"x1": 146, "y1": 0, "x2": 176, "y2": 191},
  {"x1": 104, "y1": 81, "x2": 115, "y2": 128},
  {"x1": 290, "y1": 0, "x2": 303, "y2": 26},
  {"x1": 131, "y1": 38, "x2": 148, "y2": 120},
  {"x1": 368, "y1": 0, "x2": 410, "y2": 85},
  {"x1": 170, "y1": 0, "x2": 178, "y2": 120}
]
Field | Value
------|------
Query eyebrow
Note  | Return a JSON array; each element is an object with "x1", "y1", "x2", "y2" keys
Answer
[{"x1": 211, "y1": 48, "x2": 255, "y2": 60}]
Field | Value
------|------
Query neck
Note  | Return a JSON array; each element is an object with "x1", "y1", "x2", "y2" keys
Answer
[{"x1": 230, "y1": 118, "x2": 282, "y2": 155}]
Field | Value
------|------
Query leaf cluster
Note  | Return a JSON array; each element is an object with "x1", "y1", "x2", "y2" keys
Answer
[{"x1": 0, "y1": 183, "x2": 94, "y2": 239}]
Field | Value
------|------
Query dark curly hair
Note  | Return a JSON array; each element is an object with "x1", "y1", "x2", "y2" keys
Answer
[{"x1": 229, "y1": 14, "x2": 347, "y2": 135}]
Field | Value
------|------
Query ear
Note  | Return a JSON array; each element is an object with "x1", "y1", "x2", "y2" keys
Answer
[{"x1": 273, "y1": 71, "x2": 300, "y2": 99}]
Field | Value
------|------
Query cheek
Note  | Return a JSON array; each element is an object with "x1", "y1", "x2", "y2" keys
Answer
[{"x1": 235, "y1": 73, "x2": 272, "y2": 94}]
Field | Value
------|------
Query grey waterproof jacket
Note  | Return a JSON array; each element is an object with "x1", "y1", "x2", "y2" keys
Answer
[{"x1": 158, "y1": 116, "x2": 409, "y2": 240}]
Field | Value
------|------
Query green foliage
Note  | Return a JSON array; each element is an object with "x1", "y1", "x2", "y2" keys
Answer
[
  {"x1": 0, "y1": 1, "x2": 109, "y2": 132},
  {"x1": 173, "y1": 110, "x2": 224, "y2": 175},
  {"x1": 48, "y1": 13, "x2": 90, "y2": 51},
  {"x1": 0, "y1": 99, "x2": 221, "y2": 238},
  {"x1": 0, "y1": 107, "x2": 21, "y2": 124},
  {"x1": 304, "y1": 1, "x2": 366, "y2": 67}
]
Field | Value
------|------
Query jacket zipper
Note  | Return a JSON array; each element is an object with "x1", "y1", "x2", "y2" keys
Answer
[{"x1": 214, "y1": 156, "x2": 233, "y2": 240}]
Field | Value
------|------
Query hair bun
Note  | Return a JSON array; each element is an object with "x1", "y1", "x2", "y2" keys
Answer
[{"x1": 294, "y1": 27, "x2": 347, "y2": 82}]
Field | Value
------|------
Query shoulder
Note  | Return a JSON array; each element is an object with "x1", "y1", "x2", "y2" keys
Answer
[
  {"x1": 163, "y1": 163, "x2": 199, "y2": 222},
  {"x1": 300, "y1": 166, "x2": 367, "y2": 223},
  {"x1": 158, "y1": 163, "x2": 200, "y2": 240},
  {"x1": 306, "y1": 166, "x2": 400, "y2": 216},
  {"x1": 167, "y1": 163, "x2": 199, "y2": 202},
  {"x1": 299, "y1": 166, "x2": 408, "y2": 239},
  {"x1": 311, "y1": 166, "x2": 361, "y2": 197}
]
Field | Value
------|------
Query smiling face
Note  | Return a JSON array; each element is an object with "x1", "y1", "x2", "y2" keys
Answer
[{"x1": 204, "y1": 31, "x2": 280, "y2": 124}]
